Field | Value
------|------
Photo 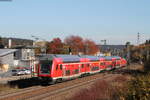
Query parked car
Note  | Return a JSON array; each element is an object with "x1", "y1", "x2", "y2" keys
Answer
[
  {"x1": 18, "y1": 69, "x2": 26, "y2": 75},
  {"x1": 24, "y1": 69, "x2": 31, "y2": 74},
  {"x1": 11, "y1": 69, "x2": 25, "y2": 76},
  {"x1": 11, "y1": 69, "x2": 19, "y2": 76}
]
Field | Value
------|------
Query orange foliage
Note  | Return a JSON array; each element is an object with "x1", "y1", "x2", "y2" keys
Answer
[
  {"x1": 47, "y1": 38, "x2": 63, "y2": 54},
  {"x1": 83, "y1": 39, "x2": 99, "y2": 55},
  {"x1": 64, "y1": 35, "x2": 84, "y2": 54},
  {"x1": 64, "y1": 35, "x2": 99, "y2": 55}
]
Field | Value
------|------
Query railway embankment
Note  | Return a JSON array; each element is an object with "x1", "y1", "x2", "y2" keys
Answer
[
  {"x1": 69, "y1": 63, "x2": 149, "y2": 100},
  {"x1": 0, "y1": 63, "x2": 147, "y2": 100}
]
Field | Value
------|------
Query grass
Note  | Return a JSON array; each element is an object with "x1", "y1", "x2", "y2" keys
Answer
[{"x1": 0, "y1": 84, "x2": 18, "y2": 93}]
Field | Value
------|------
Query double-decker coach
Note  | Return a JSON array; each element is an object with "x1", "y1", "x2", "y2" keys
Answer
[
  {"x1": 80, "y1": 55, "x2": 101, "y2": 74},
  {"x1": 38, "y1": 54, "x2": 82, "y2": 83},
  {"x1": 37, "y1": 54, "x2": 127, "y2": 84}
]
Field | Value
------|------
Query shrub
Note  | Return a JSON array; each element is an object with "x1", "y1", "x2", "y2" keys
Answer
[
  {"x1": 121, "y1": 73, "x2": 150, "y2": 100},
  {"x1": 70, "y1": 79, "x2": 119, "y2": 100}
]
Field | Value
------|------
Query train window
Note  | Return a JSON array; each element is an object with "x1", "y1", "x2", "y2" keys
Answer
[
  {"x1": 101, "y1": 62, "x2": 105, "y2": 66},
  {"x1": 66, "y1": 70, "x2": 70, "y2": 75},
  {"x1": 81, "y1": 64, "x2": 84, "y2": 68},
  {"x1": 87, "y1": 64, "x2": 90, "y2": 67},
  {"x1": 91, "y1": 66, "x2": 99, "y2": 71},
  {"x1": 56, "y1": 65, "x2": 58, "y2": 70},
  {"x1": 103, "y1": 62, "x2": 105, "y2": 65},
  {"x1": 74, "y1": 69, "x2": 79, "y2": 74},
  {"x1": 60, "y1": 64, "x2": 62, "y2": 70},
  {"x1": 108, "y1": 65, "x2": 112, "y2": 68},
  {"x1": 100, "y1": 62, "x2": 103, "y2": 66},
  {"x1": 112, "y1": 61, "x2": 116, "y2": 65},
  {"x1": 40, "y1": 60, "x2": 52, "y2": 74},
  {"x1": 117, "y1": 63, "x2": 120, "y2": 66}
]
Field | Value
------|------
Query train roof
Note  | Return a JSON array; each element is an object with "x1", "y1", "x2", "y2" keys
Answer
[
  {"x1": 112, "y1": 56, "x2": 121, "y2": 60},
  {"x1": 98, "y1": 56, "x2": 105, "y2": 60},
  {"x1": 103, "y1": 56, "x2": 113, "y2": 60},
  {"x1": 37, "y1": 54, "x2": 55, "y2": 60},
  {"x1": 55, "y1": 54, "x2": 81, "y2": 62},
  {"x1": 80, "y1": 55, "x2": 99, "y2": 61},
  {"x1": 103, "y1": 56, "x2": 121, "y2": 60},
  {"x1": 37, "y1": 54, "x2": 122, "y2": 62}
]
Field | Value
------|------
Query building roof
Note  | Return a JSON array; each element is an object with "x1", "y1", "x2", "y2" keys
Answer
[
  {"x1": 97, "y1": 45, "x2": 125, "y2": 52},
  {"x1": 12, "y1": 45, "x2": 36, "y2": 49},
  {"x1": 0, "y1": 49, "x2": 17, "y2": 57}
]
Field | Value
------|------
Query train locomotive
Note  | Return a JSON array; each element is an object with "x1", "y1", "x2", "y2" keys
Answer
[{"x1": 37, "y1": 54, "x2": 127, "y2": 84}]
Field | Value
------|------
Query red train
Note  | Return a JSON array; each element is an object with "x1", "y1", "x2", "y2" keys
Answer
[{"x1": 37, "y1": 54, "x2": 127, "y2": 84}]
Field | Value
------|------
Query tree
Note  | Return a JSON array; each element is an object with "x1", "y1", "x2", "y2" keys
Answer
[
  {"x1": 83, "y1": 39, "x2": 99, "y2": 55},
  {"x1": 0, "y1": 37, "x2": 4, "y2": 48},
  {"x1": 64, "y1": 35, "x2": 84, "y2": 54},
  {"x1": 47, "y1": 38, "x2": 63, "y2": 54}
]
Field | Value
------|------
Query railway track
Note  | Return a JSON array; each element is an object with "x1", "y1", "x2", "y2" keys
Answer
[
  {"x1": 0, "y1": 86, "x2": 44, "y2": 99},
  {"x1": 0, "y1": 68, "x2": 125, "y2": 100},
  {"x1": 27, "y1": 74, "x2": 114, "y2": 100}
]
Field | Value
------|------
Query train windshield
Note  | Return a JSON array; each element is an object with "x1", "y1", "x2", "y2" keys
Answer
[{"x1": 40, "y1": 60, "x2": 52, "y2": 74}]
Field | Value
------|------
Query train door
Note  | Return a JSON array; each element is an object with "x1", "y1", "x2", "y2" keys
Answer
[
  {"x1": 100, "y1": 61, "x2": 105, "y2": 70},
  {"x1": 80, "y1": 64, "x2": 86, "y2": 74},
  {"x1": 105, "y1": 61, "x2": 112, "y2": 70},
  {"x1": 116, "y1": 60, "x2": 121, "y2": 68},
  {"x1": 70, "y1": 64, "x2": 74, "y2": 76},
  {"x1": 112, "y1": 59, "x2": 116, "y2": 69},
  {"x1": 86, "y1": 63, "x2": 90, "y2": 73},
  {"x1": 73, "y1": 64, "x2": 79, "y2": 75},
  {"x1": 55, "y1": 64, "x2": 63, "y2": 77}
]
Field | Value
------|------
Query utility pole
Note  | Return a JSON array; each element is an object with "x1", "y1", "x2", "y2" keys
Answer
[
  {"x1": 101, "y1": 39, "x2": 107, "y2": 45},
  {"x1": 126, "y1": 42, "x2": 131, "y2": 66},
  {"x1": 137, "y1": 32, "x2": 140, "y2": 45}
]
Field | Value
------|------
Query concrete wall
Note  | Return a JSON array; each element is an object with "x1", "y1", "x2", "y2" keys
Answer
[
  {"x1": 0, "y1": 53, "x2": 14, "y2": 66},
  {"x1": 21, "y1": 49, "x2": 35, "y2": 60}
]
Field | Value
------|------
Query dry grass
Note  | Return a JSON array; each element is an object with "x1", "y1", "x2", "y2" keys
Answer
[
  {"x1": 0, "y1": 84, "x2": 18, "y2": 93},
  {"x1": 70, "y1": 75, "x2": 128, "y2": 100},
  {"x1": 120, "y1": 73, "x2": 150, "y2": 100}
]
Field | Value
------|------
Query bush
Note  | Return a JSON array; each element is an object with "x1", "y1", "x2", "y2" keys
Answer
[
  {"x1": 121, "y1": 73, "x2": 150, "y2": 100},
  {"x1": 69, "y1": 76, "x2": 126, "y2": 100}
]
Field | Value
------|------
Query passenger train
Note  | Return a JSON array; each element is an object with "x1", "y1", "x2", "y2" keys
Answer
[{"x1": 36, "y1": 54, "x2": 127, "y2": 84}]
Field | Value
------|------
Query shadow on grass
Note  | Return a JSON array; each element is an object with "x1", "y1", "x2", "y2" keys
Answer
[{"x1": 7, "y1": 77, "x2": 42, "y2": 89}]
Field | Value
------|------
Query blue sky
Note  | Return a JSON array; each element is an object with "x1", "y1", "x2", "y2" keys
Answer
[{"x1": 0, "y1": 0, "x2": 150, "y2": 45}]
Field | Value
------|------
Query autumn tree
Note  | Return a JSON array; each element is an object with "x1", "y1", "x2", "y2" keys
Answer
[
  {"x1": 0, "y1": 37, "x2": 4, "y2": 48},
  {"x1": 83, "y1": 39, "x2": 99, "y2": 55},
  {"x1": 64, "y1": 35, "x2": 84, "y2": 54},
  {"x1": 47, "y1": 38, "x2": 63, "y2": 54}
]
